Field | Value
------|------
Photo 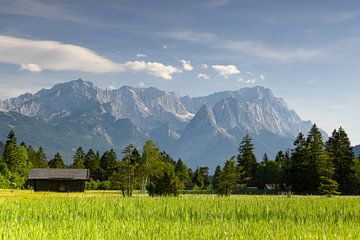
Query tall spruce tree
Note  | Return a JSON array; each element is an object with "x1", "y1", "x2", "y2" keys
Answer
[
  {"x1": 218, "y1": 158, "x2": 239, "y2": 196},
  {"x1": 307, "y1": 124, "x2": 338, "y2": 195},
  {"x1": 237, "y1": 134, "x2": 257, "y2": 185},
  {"x1": 100, "y1": 149, "x2": 117, "y2": 181},
  {"x1": 212, "y1": 165, "x2": 222, "y2": 192},
  {"x1": 175, "y1": 159, "x2": 190, "y2": 189},
  {"x1": 72, "y1": 146, "x2": 85, "y2": 169},
  {"x1": 289, "y1": 133, "x2": 310, "y2": 193},
  {"x1": 36, "y1": 147, "x2": 49, "y2": 168},
  {"x1": 326, "y1": 127, "x2": 354, "y2": 194},
  {"x1": 2, "y1": 130, "x2": 17, "y2": 167},
  {"x1": 49, "y1": 153, "x2": 65, "y2": 168},
  {"x1": 84, "y1": 149, "x2": 100, "y2": 180}
]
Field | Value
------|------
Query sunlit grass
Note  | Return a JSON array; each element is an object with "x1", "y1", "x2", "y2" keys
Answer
[{"x1": 0, "y1": 190, "x2": 359, "y2": 239}]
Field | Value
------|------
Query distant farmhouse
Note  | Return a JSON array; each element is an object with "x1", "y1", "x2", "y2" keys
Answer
[{"x1": 29, "y1": 169, "x2": 90, "y2": 192}]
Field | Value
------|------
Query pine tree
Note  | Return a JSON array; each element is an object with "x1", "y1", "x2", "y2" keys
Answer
[
  {"x1": 212, "y1": 165, "x2": 222, "y2": 192},
  {"x1": 36, "y1": 147, "x2": 49, "y2": 168},
  {"x1": 2, "y1": 130, "x2": 17, "y2": 167},
  {"x1": 49, "y1": 153, "x2": 65, "y2": 168},
  {"x1": 237, "y1": 134, "x2": 257, "y2": 185},
  {"x1": 289, "y1": 133, "x2": 310, "y2": 193},
  {"x1": 262, "y1": 153, "x2": 269, "y2": 163},
  {"x1": 84, "y1": 149, "x2": 100, "y2": 180},
  {"x1": 326, "y1": 127, "x2": 354, "y2": 194},
  {"x1": 100, "y1": 149, "x2": 117, "y2": 181},
  {"x1": 308, "y1": 124, "x2": 338, "y2": 195},
  {"x1": 218, "y1": 158, "x2": 239, "y2": 196},
  {"x1": 175, "y1": 159, "x2": 190, "y2": 189},
  {"x1": 72, "y1": 146, "x2": 85, "y2": 169},
  {"x1": 193, "y1": 167, "x2": 204, "y2": 189}
]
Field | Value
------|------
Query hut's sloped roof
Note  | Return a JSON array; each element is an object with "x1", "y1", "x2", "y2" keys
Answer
[{"x1": 29, "y1": 168, "x2": 90, "y2": 180}]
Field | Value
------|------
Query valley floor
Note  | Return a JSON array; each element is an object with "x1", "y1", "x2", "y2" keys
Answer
[{"x1": 0, "y1": 190, "x2": 359, "y2": 239}]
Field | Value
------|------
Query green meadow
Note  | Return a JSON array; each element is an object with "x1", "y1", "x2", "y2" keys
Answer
[{"x1": 0, "y1": 190, "x2": 359, "y2": 239}]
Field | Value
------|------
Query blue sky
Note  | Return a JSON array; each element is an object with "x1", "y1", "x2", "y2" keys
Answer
[{"x1": 0, "y1": 0, "x2": 360, "y2": 144}]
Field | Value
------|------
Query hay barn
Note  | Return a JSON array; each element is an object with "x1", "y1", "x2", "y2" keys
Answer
[{"x1": 29, "y1": 168, "x2": 90, "y2": 192}]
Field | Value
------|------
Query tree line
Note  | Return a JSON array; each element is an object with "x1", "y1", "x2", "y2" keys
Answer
[
  {"x1": 212, "y1": 124, "x2": 360, "y2": 196},
  {"x1": 0, "y1": 124, "x2": 359, "y2": 196}
]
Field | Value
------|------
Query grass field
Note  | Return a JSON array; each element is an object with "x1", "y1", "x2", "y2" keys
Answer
[{"x1": 0, "y1": 190, "x2": 359, "y2": 239}]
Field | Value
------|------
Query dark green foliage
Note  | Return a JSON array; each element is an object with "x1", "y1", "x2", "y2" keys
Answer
[
  {"x1": 217, "y1": 158, "x2": 239, "y2": 196},
  {"x1": 254, "y1": 159, "x2": 282, "y2": 189},
  {"x1": 350, "y1": 158, "x2": 360, "y2": 194},
  {"x1": 193, "y1": 167, "x2": 204, "y2": 189},
  {"x1": 147, "y1": 162, "x2": 179, "y2": 196},
  {"x1": 326, "y1": 127, "x2": 354, "y2": 194},
  {"x1": 2, "y1": 129, "x2": 17, "y2": 166},
  {"x1": 100, "y1": 149, "x2": 117, "y2": 181},
  {"x1": 84, "y1": 149, "x2": 101, "y2": 180},
  {"x1": 0, "y1": 141, "x2": 4, "y2": 156},
  {"x1": 28, "y1": 145, "x2": 49, "y2": 168},
  {"x1": 175, "y1": 159, "x2": 190, "y2": 189},
  {"x1": 212, "y1": 165, "x2": 222, "y2": 191},
  {"x1": 72, "y1": 146, "x2": 85, "y2": 169},
  {"x1": 237, "y1": 134, "x2": 257, "y2": 185},
  {"x1": 111, "y1": 144, "x2": 140, "y2": 196},
  {"x1": 49, "y1": 153, "x2": 65, "y2": 168}
]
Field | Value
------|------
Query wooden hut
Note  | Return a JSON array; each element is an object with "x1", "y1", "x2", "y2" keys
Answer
[{"x1": 29, "y1": 168, "x2": 90, "y2": 192}]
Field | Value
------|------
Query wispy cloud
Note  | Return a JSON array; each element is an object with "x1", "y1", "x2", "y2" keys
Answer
[
  {"x1": 165, "y1": 31, "x2": 322, "y2": 62},
  {"x1": 212, "y1": 64, "x2": 240, "y2": 76},
  {"x1": 0, "y1": 35, "x2": 181, "y2": 80},
  {"x1": 0, "y1": 0, "x2": 103, "y2": 26},
  {"x1": 181, "y1": 59, "x2": 193, "y2": 71}
]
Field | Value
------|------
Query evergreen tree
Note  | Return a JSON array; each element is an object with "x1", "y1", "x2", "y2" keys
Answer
[
  {"x1": 193, "y1": 167, "x2": 204, "y2": 189},
  {"x1": 49, "y1": 153, "x2": 65, "y2": 168},
  {"x1": 289, "y1": 133, "x2": 310, "y2": 193},
  {"x1": 36, "y1": 147, "x2": 49, "y2": 168},
  {"x1": 307, "y1": 124, "x2": 338, "y2": 195},
  {"x1": 84, "y1": 149, "x2": 100, "y2": 180},
  {"x1": 218, "y1": 158, "x2": 239, "y2": 196},
  {"x1": 174, "y1": 159, "x2": 190, "y2": 189},
  {"x1": 2, "y1": 130, "x2": 17, "y2": 166},
  {"x1": 263, "y1": 153, "x2": 269, "y2": 162},
  {"x1": 326, "y1": 127, "x2": 354, "y2": 194},
  {"x1": 212, "y1": 165, "x2": 222, "y2": 192},
  {"x1": 237, "y1": 134, "x2": 257, "y2": 185},
  {"x1": 100, "y1": 149, "x2": 117, "y2": 181},
  {"x1": 72, "y1": 146, "x2": 85, "y2": 169}
]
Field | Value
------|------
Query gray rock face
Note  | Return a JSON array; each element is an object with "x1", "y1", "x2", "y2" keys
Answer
[{"x1": 0, "y1": 79, "x2": 319, "y2": 170}]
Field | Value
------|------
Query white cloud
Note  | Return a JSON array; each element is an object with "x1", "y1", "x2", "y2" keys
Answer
[
  {"x1": 181, "y1": 59, "x2": 193, "y2": 71},
  {"x1": 0, "y1": 35, "x2": 181, "y2": 80},
  {"x1": 212, "y1": 64, "x2": 240, "y2": 76},
  {"x1": 20, "y1": 63, "x2": 42, "y2": 72},
  {"x1": 201, "y1": 63, "x2": 208, "y2": 69},
  {"x1": 136, "y1": 53, "x2": 147, "y2": 58},
  {"x1": 259, "y1": 74, "x2": 265, "y2": 80},
  {"x1": 197, "y1": 73, "x2": 210, "y2": 80},
  {"x1": 139, "y1": 81, "x2": 145, "y2": 87},
  {"x1": 123, "y1": 61, "x2": 180, "y2": 80},
  {"x1": 243, "y1": 79, "x2": 256, "y2": 84},
  {"x1": 166, "y1": 31, "x2": 322, "y2": 62}
]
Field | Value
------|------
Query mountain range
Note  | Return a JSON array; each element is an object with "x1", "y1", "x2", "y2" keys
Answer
[{"x1": 0, "y1": 79, "x2": 319, "y2": 170}]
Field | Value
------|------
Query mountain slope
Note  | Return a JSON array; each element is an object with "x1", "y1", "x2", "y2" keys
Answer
[{"x1": 0, "y1": 79, "x2": 320, "y2": 169}]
